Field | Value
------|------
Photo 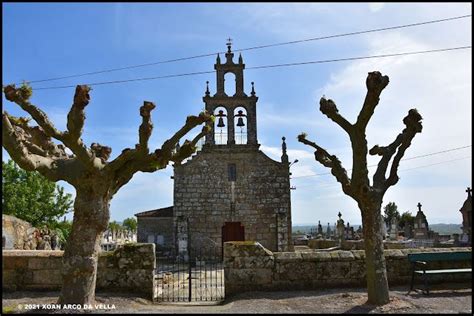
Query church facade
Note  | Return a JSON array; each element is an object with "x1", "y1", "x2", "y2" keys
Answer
[{"x1": 136, "y1": 42, "x2": 293, "y2": 259}]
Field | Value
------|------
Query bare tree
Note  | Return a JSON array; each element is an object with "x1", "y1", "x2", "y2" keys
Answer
[
  {"x1": 298, "y1": 71, "x2": 422, "y2": 305},
  {"x1": 2, "y1": 84, "x2": 213, "y2": 305}
]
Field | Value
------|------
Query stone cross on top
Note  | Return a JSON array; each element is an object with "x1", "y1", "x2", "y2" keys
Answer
[
  {"x1": 417, "y1": 202, "x2": 422, "y2": 212},
  {"x1": 226, "y1": 37, "x2": 233, "y2": 52},
  {"x1": 466, "y1": 187, "x2": 472, "y2": 197}
]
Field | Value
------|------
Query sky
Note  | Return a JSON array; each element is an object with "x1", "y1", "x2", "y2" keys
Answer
[{"x1": 2, "y1": 3, "x2": 472, "y2": 226}]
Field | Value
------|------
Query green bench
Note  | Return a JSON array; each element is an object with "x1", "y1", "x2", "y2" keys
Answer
[{"x1": 407, "y1": 251, "x2": 472, "y2": 295}]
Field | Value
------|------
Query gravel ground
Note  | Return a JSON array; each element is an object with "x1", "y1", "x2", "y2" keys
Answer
[{"x1": 2, "y1": 284, "x2": 471, "y2": 314}]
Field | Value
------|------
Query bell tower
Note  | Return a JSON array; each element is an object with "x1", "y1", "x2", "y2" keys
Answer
[{"x1": 203, "y1": 39, "x2": 259, "y2": 147}]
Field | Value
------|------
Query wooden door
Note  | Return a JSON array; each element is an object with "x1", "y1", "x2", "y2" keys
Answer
[{"x1": 222, "y1": 222, "x2": 245, "y2": 244}]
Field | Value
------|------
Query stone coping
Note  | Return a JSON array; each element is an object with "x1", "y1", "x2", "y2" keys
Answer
[{"x1": 2, "y1": 250, "x2": 64, "y2": 257}]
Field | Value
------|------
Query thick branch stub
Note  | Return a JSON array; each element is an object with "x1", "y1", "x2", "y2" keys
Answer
[
  {"x1": 366, "y1": 71, "x2": 389, "y2": 93},
  {"x1": 319, "y1": 97, "x2": 353, "y2": 134},
  {"x1": 66, "y1": 85, "x2": 91, "y2": 140},
  {"x1": 138, "y1": 101, "x2": 156, "y2": 152},
  {"x1": 91, "y1": 143, "x2": 112, "y2": 163},
  {"x1": 356, "y1": 71, "x2": 389, "y2": 129}
]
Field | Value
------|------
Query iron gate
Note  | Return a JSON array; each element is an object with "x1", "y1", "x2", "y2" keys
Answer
[{"x1": 155, "y1": 247, "x2": 224, "y2": 303}]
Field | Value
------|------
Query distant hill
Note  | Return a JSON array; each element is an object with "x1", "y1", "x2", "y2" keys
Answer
[
  {"x1": 293, "y1": 223, "x2": 463, "y2": 236},
  {"x1": 429, "y1": 223, "x2": 462, "y2": 235}
]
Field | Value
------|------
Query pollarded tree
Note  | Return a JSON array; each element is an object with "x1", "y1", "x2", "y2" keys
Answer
[
  {"x1": 298, "y1": 71, "x2": 422, "y2": 305},
  {"x1": 2, "y1": 83, "x2": 213, "y2": 305}
]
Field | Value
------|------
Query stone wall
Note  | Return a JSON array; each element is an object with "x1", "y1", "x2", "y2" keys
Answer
[
  {"x1": 224, "y1": 241, "x2": 472, "y2": 296},
  {"x1": 174, "y1": 145, "x2": 292, "y2": 256},
  {"x1": 137, "y1": 217, "x2": 174, "y2": 254},
  {"x1": 2, "y1": 214, "x2": 34, "y2": 250},
  {"x1": 3, "y1": 243, "x2": 156, "y2": 299}
]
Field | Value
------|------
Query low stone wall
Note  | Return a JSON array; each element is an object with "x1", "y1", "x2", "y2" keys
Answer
[
  {"x1": 224, "y1": 241, "x2": 472, "y2": 296},
  {"x1": 308, "y1": 239, "x2": 423, "y2": 250},
  {"x1": 3, "y1": 243, "x2": 156, "y2": 299}
]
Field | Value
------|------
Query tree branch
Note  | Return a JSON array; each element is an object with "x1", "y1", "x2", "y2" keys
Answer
[
  {"x1": 355, "y1": 71, "x2": 389, "y2": 129},
  {"x1": 2, "y1": 112, "x2": 67, "y2": 181},
  {"x1": 385, "y1": 109, "x2": 423, "y2": 189},
  {"x1": 107, "y1": 111, "x2": 213, "y2": 193},
  {"x1": 4, "y1": 84, "x2": 99, "y2": 168},
  {"x1": 370, "y1": 109, "x2": 422, "y2": 191},
  {"x1": 319, "y1": 97, "x2": 353, "y2": 134},
  {"x1": 4, "y1": 84, "x2": 64, "y2": 139},
  {"x1": 138, "y1": 101, "x2": 156, "y2": 153},
  {"x1": 298, "y1": 133, "x2": 352, "y2": 196},
  {"x1": 171, "y1": 123, "x2": 212, "y2": 164},
  {"x1": 369, "y1": 134, "x2": 403, "y2": 188},
  {"x1": 5, "y1": 112, "x2": 69, "y2": 159}
]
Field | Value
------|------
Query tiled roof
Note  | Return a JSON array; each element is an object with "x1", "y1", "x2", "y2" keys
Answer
[{"x1": 135, "y1": 206, "x2": 173, "y2": 217}]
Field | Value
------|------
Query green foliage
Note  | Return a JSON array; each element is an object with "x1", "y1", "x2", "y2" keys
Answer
[
  {"x1": 19, "y1": 81, "x2": 33, "y2": 100},
  {"x1": 108, "y1": 220, "x2": 122, "y2": 232},
  {"x1": 122, "y1": 217, "x2": 137, "y2": 232},
  {"x1": 383, "y1": 202, "x2": 400, "y2": 226},
  {"x1": 49, "y1": 220, "x2": 73, "y2": 247},
  {"x1": 399, "y1": 211, "x2": 415, "y2": 229},
  {"x1": 2, "y1": 159, "x2": 73, "y2": 227}
]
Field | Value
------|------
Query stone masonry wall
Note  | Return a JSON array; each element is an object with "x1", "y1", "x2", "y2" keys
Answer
[
  {"x1": 137, "y1": 217, "x2": 174, "y2": 253},
  {"x1": 2, "y1": 214, "x2": 33, "y2": 250},
  {"x1": 3, "y1": 243, "x2": 156, "y2": 299},
  {"x1": 224, "y1": 241, "x2": 472, "y2": 296},
  {"x1": 174, "y1": 145, "x2": 292, "y2": 256}
]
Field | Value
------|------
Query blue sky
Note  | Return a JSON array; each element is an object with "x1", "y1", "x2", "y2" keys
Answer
[{"x1": 2, "y1": 3, "x2": 472, "y2": 225}]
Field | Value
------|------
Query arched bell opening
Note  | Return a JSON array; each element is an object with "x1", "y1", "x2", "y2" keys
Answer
[
  {"x1": 214, "y1": 106, "x2": 228, "y2": 145},
  {"x1": 234, "y1": 107, "x2": 248, "y2": 145},
  {"x1": 224, "y1": 72, "x2": 236, "y2": 97}
]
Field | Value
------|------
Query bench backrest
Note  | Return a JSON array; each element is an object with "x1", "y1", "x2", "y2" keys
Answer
[{"x1": 408, "y1": 251, "x2": 472, "y2": 262}]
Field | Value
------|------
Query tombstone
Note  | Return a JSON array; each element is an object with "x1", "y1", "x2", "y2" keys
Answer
[
  {"x1": 326, "y1": 222, "x2": 331, "y2": 239},
  {"x1": 336, "y1": 212, "x2": 345, "y2": 245},
  {"x1": 389, "y1": 217, "x2": 399, "y2": 240},
  {"x1": 453, "y1": 233, "x2": 461, "y2": 246},
  {"x1": 317, "y1": 221, "x2": 323, "y2": 236}
]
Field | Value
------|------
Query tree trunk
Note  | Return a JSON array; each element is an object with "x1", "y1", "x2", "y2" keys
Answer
[
  {"x1": 361, "y1": 202, "x2": 390, "y2": 305},
  {"x1": 58, "y1": 190, "x2": 110, "y2": 305}
]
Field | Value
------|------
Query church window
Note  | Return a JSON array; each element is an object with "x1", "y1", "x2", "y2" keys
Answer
[{"x1": 228, "y1": 163, "x2": 237, "y2": 181}]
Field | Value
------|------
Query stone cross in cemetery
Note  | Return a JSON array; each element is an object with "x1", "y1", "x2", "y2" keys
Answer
[
  {"x1": 414, "y1": 202, "x2": 430, "y2": 239},
  {"x1": 317, "y1": 220, "x2": 323, "y2": 237},
  {"x1": 326, "y1": 222, "x2": 331, "y2": 239},
  {"x1": 336, "y1": 212, "x2": 345, "y2": 245}
]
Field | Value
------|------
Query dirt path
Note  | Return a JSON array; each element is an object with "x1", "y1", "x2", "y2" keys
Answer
[{"x1": 2, "y1": 284, "x2": 471, "y2": 314}]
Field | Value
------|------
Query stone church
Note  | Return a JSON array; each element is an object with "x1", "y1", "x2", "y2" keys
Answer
[{"x1": 136, "y1": 42, "x2": 293, "y2": 259}]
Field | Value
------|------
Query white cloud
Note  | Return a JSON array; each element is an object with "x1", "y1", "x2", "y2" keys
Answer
[{"x1": 368, "y1": 3, "x2": 385, "y2": 13}]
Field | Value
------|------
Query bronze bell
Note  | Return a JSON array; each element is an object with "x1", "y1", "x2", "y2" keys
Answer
[
  {"x1": 217, "y1": 117, "x2": 225, "y2": 128},
  {"x1": 236, "y1": 110, "x2": 246, "y2": 127},
  {"x1": 216, "y1": 110, "x2": 226, "y2": 128},
  {"x1": 236, "y1": 117, "x2": 245, "y2": 127}
]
